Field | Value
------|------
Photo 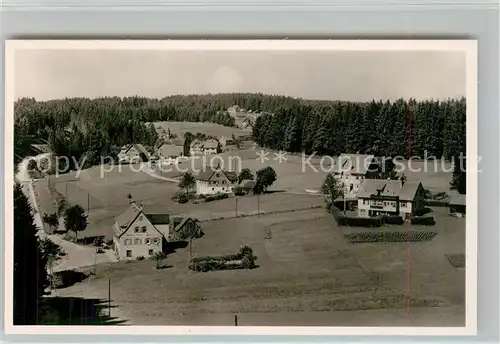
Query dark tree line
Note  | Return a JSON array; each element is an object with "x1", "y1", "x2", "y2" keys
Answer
[
  {"x1": 13, "y1": 184, "x2": 48, "y2": 325},
  {"x1": 14, "y1": 95, "x2": 239, "y2": 169},
  {"x1": 252, "y1": 98, "x2": 466, "y2": 161}
]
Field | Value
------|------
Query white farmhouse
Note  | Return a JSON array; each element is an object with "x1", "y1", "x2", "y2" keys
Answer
[
  {"x1": 189, "y1": 139, "x2": 219, "y2": 156},
  {"x1": 357, "y1": 179, "x2": 426, "y2": 219},
  {"x1": 113, "y1": 202, "x2": 170, "y2": 260},
  {"x1": 195, "y1": 165, "x2": 238, "y2": 195}
]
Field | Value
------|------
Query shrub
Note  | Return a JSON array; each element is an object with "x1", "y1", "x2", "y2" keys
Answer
[
  {"x1": 382, "y1": 215, "x2": 404, "y2": 225},
  {"x1": 345, "y1": 230, "x2": 438, "y2": 243},
  {"x1": 177, "y1": 194, "x2": 189, "y2": 204},
  {"x1": 425, "y1": 200, "x2": 449, "y2": 207},
  {"x1": 136, "y1": 256, "x2": 145, "y2": 261},
  {"x1": 205, "y1": 196, "x2": 215, "y2": 202},
  {"x1": 214, "y1": 193, "x2": 229, "y2": 201},
  {"x1": 411, "y1": 216, "x2": 436, "y2": 226},
  {"x1": 344, "y1": 216, "x2": 383, "y2": 227},
  {"x1": 189, "y1": 245, "x2": 257, "y2": 272}
]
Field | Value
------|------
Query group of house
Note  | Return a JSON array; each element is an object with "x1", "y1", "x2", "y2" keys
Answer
[
  {"x1": 113, "y1": 201, "x2": 202, "y2": 261},
  {"x1": 331, "y1": 154, "x2": 425, "y2": 219}
]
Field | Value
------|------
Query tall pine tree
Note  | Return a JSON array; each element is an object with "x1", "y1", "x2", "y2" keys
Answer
[{"x1": 13, "y1": 184, "x2": 48, "y2": 325}]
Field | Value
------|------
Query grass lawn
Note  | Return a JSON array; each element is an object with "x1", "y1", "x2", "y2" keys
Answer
[{"x1": 56, "y1": 206, "x2": 465, "y2": 326}]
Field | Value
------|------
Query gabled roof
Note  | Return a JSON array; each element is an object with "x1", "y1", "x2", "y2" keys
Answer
[
  {"x1": 114, "y1": 204, "x2": 170, "y2": 238},
  {"x1": 237, "y1": 179, "x2": 256, "y2": 189},
  {"x1": 203, "y1": 139, "x2": 219, "y2": 149},
  {"x1": 145, "y1": 213, "x2": 170, "y2": 225},
  {"x1": 114, "y1": 203, "x2": 143, "y2": 237},
  {"x1": 157, "y1": 143, "x2": 182, "y2": 158},
  {"x1": 195, "y1": 166, "x2": 237, "y2": 183},
  {"x1": 333, "y1": 154, "x2": 376, "y2": 175},
  {"x1": 357, "y1": 179, "x2": 422, "y2": 201}
]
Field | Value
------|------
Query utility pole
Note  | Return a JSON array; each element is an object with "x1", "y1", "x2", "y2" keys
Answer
[
  {"x1": 344, "y1": 183, "x2": 347, "y2": 214},
  {"x1": 235, "y1": 197, "x2": 238, "y2": 218},
  {"x1": 189, "y1": 239, "x2": 193, "y2": 261},
  {"x1": 257, "y1": 193, "x2": 260, "y2": 216},
  {"x1": 87, "y1": 193, "x2": 90, "y2": 213}
]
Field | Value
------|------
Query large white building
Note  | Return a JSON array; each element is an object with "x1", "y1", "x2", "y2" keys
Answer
[
  {"x1": 357, "y1": 179, "x2": 426, "y2": 219},
  {"x1": 113, "y1": 203, "x2": 201, "y2": 261},
  {"x1": 332, "y1": 154, "x2": 381, "y2": 199},
  {"x1": 113, "y1": 203, "x2": 169, "y2": 261},
  {"x1": 195, "y1": 166, "x2": 238, "y2": 195}
]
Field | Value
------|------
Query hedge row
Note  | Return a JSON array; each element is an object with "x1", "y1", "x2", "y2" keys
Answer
[
  {"x1": 189, "y1": 245, "x2": 257, "y2": 272},
  {"x1": 425, "y1": 200, "x2": 450, "y2": 207},
  {"x1": 205, "y1": 193, "x2": 229, "y2": 202},
  {"x1": 411, "y1": 216, "x2": 436, "y2": 226},
  {"x1": 345, "y1": 230, "x2": 438, "y2": 243}
]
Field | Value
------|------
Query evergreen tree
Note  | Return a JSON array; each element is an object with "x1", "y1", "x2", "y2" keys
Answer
[{"x1": 13, "y1": 184, "x2": 48, "y2": 325}]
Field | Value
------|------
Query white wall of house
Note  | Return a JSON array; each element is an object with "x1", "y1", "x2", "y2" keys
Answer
[
  {"x1": 335, "y1": 174, "x2": 365, "y2": 199},
  {"x1": 196, "y1": 180, "x2": 233, "y2": 195},
  {"x1": 203, "y1": 148, "x2": 218, "y2": 155},
  {"x1": 114, "y1": 215, "x2": 164, "y2": 261}
]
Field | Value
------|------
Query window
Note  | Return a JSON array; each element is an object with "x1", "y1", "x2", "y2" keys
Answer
[
  {"x1": 222, "y1": 180, "x2": 226, "y2": 184},
  {"x1": 124, "y1": 239, "x2": 132, "y2": 245},
  {"x1": 148, "y1": 249, "x2": 154, "y2": 256},
  {"x1": 134, "y1": 238, "x2": 141, "y2": 245},
  {"x1": 141, "y1": 226, "x2": 147, "y2": 233},
  {"x1": 222, "y1": 187, "x2": 225, "y2": 191},
  {"x1": 401, "y1": 202, "x2": 406, "y2": 207},
  {"x1": 350, "y1": 184, "x2": 353, "y2": 191},
  {"x1": 145, "y1": 238, "x2": 151, "y2": 245},
  {"x1": 126, "y1": 250, "x2": 132, "y2": 257},
  {"x1": 212, "y1": 188, "x2": 215, "y2": 191},
  {"x1": 153, "y1": 238, "x2": 160, "y2": 245},
  {"x1": 134, "y1": 226, "x2": 140, "y2": 233},
  {"x1": 138, "y1": 215, "x2": 143, "y2": 221},
  {"x1": 216, "y1": 173, "x2": 220, "y2": 178}
]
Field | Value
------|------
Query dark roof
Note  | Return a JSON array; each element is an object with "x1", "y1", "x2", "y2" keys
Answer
[
  {"x1": 357, "y1": 179, "x2": 422, "y2": 201},
  {"x1": 195, "y1": 167, "x2": 237, "y2": 183},
  {"x1": 145, "y1": 213, "x2": 170, "y2": 225},
  {"x1": 157, "y1": 143, "x2": 182, "y2": 158}
]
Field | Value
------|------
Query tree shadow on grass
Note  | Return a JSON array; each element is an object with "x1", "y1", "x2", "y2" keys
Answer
[
  {"x1": 165, "y1": 240, "x2": 189, "y2": 254},
  {"x1": 40, "y1": 297, "x2": 129, "y2": 325},
  {"x1": 51, "y1": 269, "x2": 88, "y2": 289}
]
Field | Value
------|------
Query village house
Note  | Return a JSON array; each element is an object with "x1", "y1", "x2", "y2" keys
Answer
[
  {"x1": 333, "y1": 154, "x2": 381, "y2": 199},
  {"x1": 168, "y1": 216, "x2": 203, "y2": 242},
  {"x1": 357, "y1": 179, "x2": 426, "y2": 219},
  {"x1": 195, "y1": 165, "x2": 238, "y2": 195},
  {"x1": 117, "y1": 144, "x2": 150, "y2": 163},
  {"x1": 113, "y1": 202, "x2": 170, "y2": 260}
]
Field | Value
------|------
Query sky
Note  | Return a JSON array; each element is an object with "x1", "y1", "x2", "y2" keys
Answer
[{"x1": 14, "y1": 49, "x2": 466, "y2": 102}]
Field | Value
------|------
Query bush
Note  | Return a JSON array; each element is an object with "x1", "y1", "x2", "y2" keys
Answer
[
  {"x1": 136, "y1": 256, "x2": 145, "y2": 261},
  {"x1": 205, "y1": 196, "x2": 215, "y2": 202},
  {"x1": 345, "y1": 230, "x2": 438, "y2": 243},
  {"x1": 177, "y1": 194, "x2": 189, "y2": 204},
  {"x1": 214, "y1": 193, "x2": 229, "y2": 200},
  {"x1": 189, "y1": 245, "x2": 257, "y2": 272},
  {"x1": 425, "y1": 200, "x2": 449, "y2": 207},
  {"x1": 344, "y1": 216, "x2": 383, "y2": 227},
  {"x1": 411, "y1": 216, "x2": 436, "y2": 226},
  {"x1": 382, "y1": 215, "x2": 404, "y2": 225}
]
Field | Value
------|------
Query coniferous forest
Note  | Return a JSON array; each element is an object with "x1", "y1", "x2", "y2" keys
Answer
[{"x1": 252, "y1": 97, "x2": 466, "y2": 160}]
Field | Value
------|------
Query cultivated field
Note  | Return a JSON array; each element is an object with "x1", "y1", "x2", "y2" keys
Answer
[
  {"x1": 154, "y1": 121, "x2": 248, "y2": 139},
  {"x1": 56, "y1": 206, "x2": 465, "y2": 326}
]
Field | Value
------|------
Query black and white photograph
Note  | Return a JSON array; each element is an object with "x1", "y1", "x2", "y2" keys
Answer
[{"x1": 5, "y1": 40, "x2": 477, "y2": 335}]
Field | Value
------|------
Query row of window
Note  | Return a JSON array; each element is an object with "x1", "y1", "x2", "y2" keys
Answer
[
  {"x1": 124, "y1": 238, "x2": 160, "y2": 246},
  {"x1": 134, "y1": 225, "x2": 147, "y2": 233},
  {"x1": 125, "y1": 249, "x2": 155, "y2": 257},
  {"x1": 362, "y1": 200, "x2": 408, "y2": 207}
]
